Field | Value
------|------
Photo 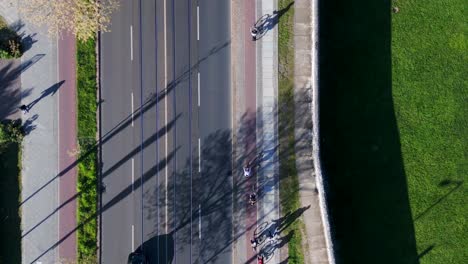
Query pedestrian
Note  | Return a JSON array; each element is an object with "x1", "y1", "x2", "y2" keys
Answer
[{"x1": 19, "y1": 104, "x2": 29, "y2": 113}]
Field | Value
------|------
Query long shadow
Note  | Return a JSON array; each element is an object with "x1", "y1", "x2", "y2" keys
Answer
[
  {"x1": 0, "y1": 133, "x2": 21, "y2": 263},
  {"x1": 415, "y1": 180, "x2": 463, "y2": 220},
  {"x1": 29, "y1": 146, "x2": 178, "y2": 264},
  {"x1": 22, "y1": 142, "x2": 178, "y2": 246},
  {"x1": 253, "y1": 2, "x2": 294, "y2": 40},
  {"x1": 1, "y1": 19, "x2": 38, "y2": 54},
  {"x1": 26, "y1": 80, "x2": 65, "y2": 110},
  {"x1": 101, "y1": 113, "x2": 180, "y2": 179},
  {"x1": 0, "y1": 59, "x2": 34, "y2": 121},
  {"x1": 19, "y1": 79, "x2": 175, "y2": 206},
  {"x1": 268, "y1": 1, "x2": 294, "y2": 30},
  {"x1": 273, "y1": 205, "x2": 310, "y2": 235},
  {"x1": 319, "y1": 0, "x2": 418, "y2": 263},
  {"x1": 24, "y1": 42, "x2": 230, "y2": 204}
]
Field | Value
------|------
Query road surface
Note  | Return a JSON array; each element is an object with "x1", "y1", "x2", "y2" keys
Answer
[{"x1": 100, "y1": 0, "x2": 231, "y2": 263}]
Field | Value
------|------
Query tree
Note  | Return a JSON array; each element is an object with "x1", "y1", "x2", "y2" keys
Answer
[{"x1": 19, "y1": 0, "x2": 119, "y2": 41}]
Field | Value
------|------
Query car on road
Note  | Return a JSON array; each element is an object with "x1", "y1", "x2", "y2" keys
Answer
[{"x1": 127, "y1": 251, "x2": 147, "y2": 264}]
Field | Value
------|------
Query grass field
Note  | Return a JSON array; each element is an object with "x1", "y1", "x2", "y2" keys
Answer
[
  {"x1": 76, "y1": 37, "x2": 98, "y2": 262},
  {"x1": 391, "y1": 0, "x2": 467, "y2": 262},
  {"x1": 319, "y1": 0, "x2": 467, "y2": 263},
  {"x1": 0, "y1": 123, "x2": 21, "y2": 263},
  {"x1": 277, "y1": 0, "x2": 305, "y2": 262}
]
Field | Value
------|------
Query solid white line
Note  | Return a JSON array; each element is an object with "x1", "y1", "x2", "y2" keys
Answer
[
  {"x1": 198, "y1": 138, "x2": 201, "y2": 172},
  {"x1": 131, "y1": 158, "x2": 135, "y2": 190},
  {"x1": 56, "y1": 37, "x2": 60, "y2": 259},
  {"x1": 198, "y1": 72, "x2": 200, "y2": 106},
  {"x1": 197, "y1": 6, "x2": 200, "y2": 40},
  {"x1": 163, "y1": 0, "x2": 168, "y2": 234},
  {"x1": 198, "y1": 204, "x2": 201, "y2": 239},
  {"x1": 130, "y1": 25, "x2": 134, "y2": 61},
  {"x1": 131, "y1": 92, "x2": 134, "y2": 127},
  {"x1": 131, "y1": 225, "x2": 135, "y2": 252}
]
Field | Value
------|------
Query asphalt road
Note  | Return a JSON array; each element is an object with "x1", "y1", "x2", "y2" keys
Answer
[{"x1": 100, "y1": 0, "x2": 231, "y2": 263}]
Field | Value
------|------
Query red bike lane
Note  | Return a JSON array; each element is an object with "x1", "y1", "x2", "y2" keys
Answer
[
  {"x1": 58, "y1": 32, "x2": 77, "y2": 261},
  {"x1": 244, "y1": 0, "x2": 258, "y2": 262}
]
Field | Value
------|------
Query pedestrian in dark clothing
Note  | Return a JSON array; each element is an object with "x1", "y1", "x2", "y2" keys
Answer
[{"x1": 19, "y1": 104, "x2": 29, "y2": 113}]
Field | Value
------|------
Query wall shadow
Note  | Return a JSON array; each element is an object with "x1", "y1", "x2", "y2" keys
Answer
[
  {"x1": 318, "y1": 0, "x2": 419, "y2": 263},
  {"x1": 0, "y1": 122, "x2": 22, "y2": 263}
]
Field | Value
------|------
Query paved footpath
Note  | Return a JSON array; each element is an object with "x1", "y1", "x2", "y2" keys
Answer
[
  {"x1": 294, "y1": 0, "x2": 334, "y2": 263},
  {"x1": 0, "y1": 1, "x2": 77, "y2": 263}
]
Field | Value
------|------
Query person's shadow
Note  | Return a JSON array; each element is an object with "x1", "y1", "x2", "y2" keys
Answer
[
  {"x1": 268, "y1": 1, "x2": 295, "y2": 30},
  {"x1": 273, "y1": 204, "x2": 310, "y2": 235},
  {"x1": 253, "y1": 1, "x2": 295, "y2": 40},
  {"x1": 21, "y1": 114, "x2": 38, "y2": 136},
  {"x1": 27, "y1": 80, "x2": 65, "y2": 110}
]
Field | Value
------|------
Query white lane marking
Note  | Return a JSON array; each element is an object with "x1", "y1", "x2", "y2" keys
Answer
[
  {"x1": 56, "y1": 37, "x2": 60, "y2": 249},
  {"x1": 163, "y1": 0, "x2": 169, "y2": 234},
  {"x1": 132, "y1": 158, "x2": 135, "y2": 191},
  {"x1": 131, "y1": 92, "x2": 134, "y2": 127},
  {"x1": 130, "y1": 25, "x2": 134, "y2": 61},
  {"x1": 199, "y1": 204, "x2": 202, "y2": 239},
  {"x1": 197, "y1": 6, "x2": 200, "y2": 40},
  {"x1": 131, "y1": 225, "x2": 135, "y2": 252},
  {"x1": 198, "y1": 138, "x2": 201, "y2": 172},
  {"x1": 198, "y1": 72, "x2": 200, "y2": 106}
]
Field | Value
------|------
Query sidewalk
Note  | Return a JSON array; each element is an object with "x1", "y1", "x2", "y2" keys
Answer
[
  {"x1": 0, "y1": 1, "x2": 60, "y2": 263},
  {"x1": 255, "y1": 0, "x2": 281, "y2": 263},
  {"x1": 293, "y1": 0, "x2": 334, "y2": 263},
  {"x1": 0, "y1": 1, "x2": 77, "y2": 263}
]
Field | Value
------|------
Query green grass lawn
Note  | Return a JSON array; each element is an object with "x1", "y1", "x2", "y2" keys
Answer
[
  {"x1": 76, "y1": 37, "x2": 98, "y2": 262},
  {"x1": 319, "y1": 0, "x2": 466, "y2": 263},
  {"x1": 391, "y1": 0, "x2": 467, "y2": 262},
  {"x1": 277, "y1": 0, "x2": 305, "y2": 262},
  {"x1": 0, "y1": 124, "x2": 21, "y2": 264}
]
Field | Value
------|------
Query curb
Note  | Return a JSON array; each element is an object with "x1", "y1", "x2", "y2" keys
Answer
[{"x1": 95, "y1": 30, "x2": 103, "y2": 264}]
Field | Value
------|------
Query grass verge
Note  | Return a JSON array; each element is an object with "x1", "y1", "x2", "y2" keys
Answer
[
  {"x1": 0, "y1": 121, "x2": 22, "y2": 264},
  {"x1": 76, "y1": 37, "x2": 98, "y2": 262},
  {"x1": 277, "y1": 0, "x2": 304, "y2": 263}
]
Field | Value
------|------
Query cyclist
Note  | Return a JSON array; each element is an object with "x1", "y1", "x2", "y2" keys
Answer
[
  {"x1": 243, "y1": 165, "x2": 252, "y2": 177},
  {"x1": 250, "y1": 26, "x2": 259, "y2": 41},
  {"x1": 249, "y1": 193, "x2": 257, "y2": 205}
]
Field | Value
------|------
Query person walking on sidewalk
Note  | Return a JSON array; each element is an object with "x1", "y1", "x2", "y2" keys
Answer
[{"x1": 19, "y1": 104, "x2": 30, "y2": 113}]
